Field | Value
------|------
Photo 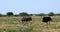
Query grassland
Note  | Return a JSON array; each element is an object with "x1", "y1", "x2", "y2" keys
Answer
[{"x1": 0, "y1": 16, "x2": 60, "y2": 32}]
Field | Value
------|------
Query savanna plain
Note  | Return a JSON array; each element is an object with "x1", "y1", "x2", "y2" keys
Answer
[{"x1": 0, "y1": 16, "x2": 60, "y2": 32}]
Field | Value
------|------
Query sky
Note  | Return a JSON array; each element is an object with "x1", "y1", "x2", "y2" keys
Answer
[{"x1": 0, "y1": 0, "x2": 60, "y2": 15}]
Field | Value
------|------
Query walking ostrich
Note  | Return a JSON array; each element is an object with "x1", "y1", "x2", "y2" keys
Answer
[
  {"x1": 42, "y1": 16, "x2": 52, "y2": 28},
  {"x1": 21, "y1": 16, "x2": 32, "y2": 24}
]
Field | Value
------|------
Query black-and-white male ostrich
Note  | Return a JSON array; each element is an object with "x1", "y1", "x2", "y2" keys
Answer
[{"x1": 42, "y1": 16, "x2": 52, "y2": 28}]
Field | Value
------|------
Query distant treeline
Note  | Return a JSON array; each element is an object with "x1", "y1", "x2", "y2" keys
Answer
[{"x1": 0, "y1": 12, "x2": 60, "y2": 17}]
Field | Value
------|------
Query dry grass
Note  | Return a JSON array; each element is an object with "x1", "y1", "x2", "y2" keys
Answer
[
  {"x1": 0, "y1": 21, "x2": 60, "y2": 32},
  {"x1": 0, "y1": 16, "x2": 60, "y2": 32}
]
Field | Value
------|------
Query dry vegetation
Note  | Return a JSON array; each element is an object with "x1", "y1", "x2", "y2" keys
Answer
[{"x1": 0, "y1": 16, "x2": 60, "y2": 32}]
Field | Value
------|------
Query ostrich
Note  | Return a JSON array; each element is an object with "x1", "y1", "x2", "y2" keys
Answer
[
  {"x1": 42, "y1": 16, "x2": 52, "y2": 28},
  {"x1": 21, "y1": 16, "x2": 32, "y2": 25}
]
